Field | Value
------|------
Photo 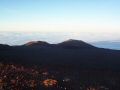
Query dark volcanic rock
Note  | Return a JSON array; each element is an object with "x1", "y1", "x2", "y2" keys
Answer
[
  {"x1": 57, "y1": 39, "x2": 96, "y2": 49},
  {"x1": 0, "y1": 39, "x2": 120, "y2": 71},
  {"x1": 24, "y1": 41, "x2": 50, "y2": 47},
  {"x1": 0, "y1": 44, "x2": 11, "y2": 50}
]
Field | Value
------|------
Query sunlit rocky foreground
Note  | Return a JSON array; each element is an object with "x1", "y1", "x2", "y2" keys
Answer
[{"x1": 0, "y1": 63, "x2": 120, "y2": 90}]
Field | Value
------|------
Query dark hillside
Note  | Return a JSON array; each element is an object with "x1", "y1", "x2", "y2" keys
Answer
[{"x1": 0, "y1": 39, "x2": 120, "y2": 71}]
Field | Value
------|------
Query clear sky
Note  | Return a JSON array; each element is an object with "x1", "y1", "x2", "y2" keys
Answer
[{"x1": 0, "y1": 0, "x2": 120, "y2": 32}]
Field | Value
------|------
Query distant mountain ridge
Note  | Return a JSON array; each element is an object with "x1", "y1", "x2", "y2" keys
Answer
[
  {"x1": 23, "y1": 39, "x2": 96, "y2": 49},
  {"x1": 24, "y1": 41, "x2": 50, "y2": 47},
  {"x1": 57, "y1": 39, "x2": 95, "y2": 49},
  {"x1": 0, "y1": 39, "x2": 120, "y2": 71}
]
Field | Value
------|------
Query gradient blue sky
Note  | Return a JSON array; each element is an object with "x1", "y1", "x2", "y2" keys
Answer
[{"x1": 0, "y1": 0, "x2": 120, "y2": 32}]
